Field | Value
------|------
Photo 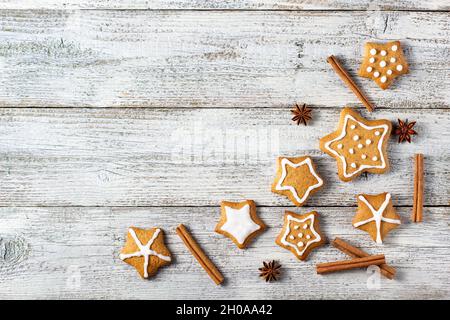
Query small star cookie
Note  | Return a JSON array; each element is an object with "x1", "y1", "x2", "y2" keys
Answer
[
  {"x1": 358, "y1": 41, "x2": 408, "y2": 90},
  {"x1": 215, "y1": 200, "x2": 266, "y2": 249},
  {"x1": 276, "y1": 211, "x2": 326, "y2": 261},
  {"x1": 353, "y1": 192, "x2": 401, "y2": 244},
  {"x1": 119, "y1": 227, "x2": 172, "y2": 279},
  {"x1": 271, "y1": 156, "x2": 323, "y2": 206},
  {"x1": 319, "y1": 107, "x2": 392, "y2": 182}
]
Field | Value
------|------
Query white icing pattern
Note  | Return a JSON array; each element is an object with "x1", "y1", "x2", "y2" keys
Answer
[
  {"x1": 220, "y1": 204, "x2": 261, "y2": 245},
  {"x1": 281, "y1": 214, "x2": 321, "y2": 256},
  {"x1": 323, "y1": 114, "x2": 389, "y2": 179},
  {"x1": 362, "y1": 42, "x2": 407, "y2": 88},
  {"x1": 119, "y1": 228, "x2": 171, "y2": 278},
  {"x1": 275, "y1": 157, "x2": 323, "y2": 204},
  {"x1": 353, "y1": 193, "x2": 401, "y2": 244}
]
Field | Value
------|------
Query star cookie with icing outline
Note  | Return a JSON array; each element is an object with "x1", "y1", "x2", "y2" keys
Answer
[
  {"x1": 358, "y1": 41, "x2": 408, "y2": 90},
  {"x1": 276, "y1": 211, "x2": 326, "y2": 261},
  {"x1": 353, "y1": 192, "x2": 401, "y2": 244},
  {"x1": 271, "y1": 156, "x2": 324, "y2": 206},
  {"x1": 119, "y1": 227, "x2": 172, "y2": 279},
  {"x1": 319, "y1": 107, "x2": 392, "y2": 182},
  {"x1": 215, "y1": 200, "x2": 266, "y2": 249}
]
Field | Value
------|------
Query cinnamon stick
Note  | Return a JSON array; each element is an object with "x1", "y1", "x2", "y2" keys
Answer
[
  {"x1": 412, "y1": 153, "x2": 424, "y2": 222},
  {"x1": 327, "y1": 55, "x2": 374, "y2": 112},
  {"x1": 176, "y1": 224, "x2": 224, "y2": 285},
  {"x1": 332, "y1": 237, "x2": 396, "y2": 279},
  {"x1": 316, "y1": 254, "x2": 385, "y2": 275}
]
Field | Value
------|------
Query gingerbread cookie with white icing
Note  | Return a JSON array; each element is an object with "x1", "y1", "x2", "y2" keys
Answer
[
  {"x1": 276, "y1": 211, "x2": 326, "y2": 261},
  {"x1": 215, "y1": 200, "x2": 266, "y2": 249},
  {"x1": 319, "y1": 107, "x2": 392, "y2": 182},
  {"x1": 119, "y1": 227, "x2": 172, "y2": 279},
  {"x1": 353, "y1": 192, "x2": 401, "y2": 244},
  {"x1": 358, "y1": 41, "x2": 408, "y2": 90},
  {"x1": 271, "y1": 156, "x2": 323, "y2": 206}
]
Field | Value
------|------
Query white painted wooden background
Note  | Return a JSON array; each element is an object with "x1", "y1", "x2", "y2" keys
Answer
[{"x1": 0, "y1": 1, "x2": 449, "y2": 299}]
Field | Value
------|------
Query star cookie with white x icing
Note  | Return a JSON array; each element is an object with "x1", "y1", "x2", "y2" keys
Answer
[
  {"x1": 271, "y1": 156, "x2": 324, "y2": 206},
  {"x1": 215, "y1": 200, "x2": 266, "y2": 249},
  {"x1": 119, "y1": 227, "x2": 172, "y2": 279},
  {"x1": 319, "y1": 107, "x2": 392, "y2": 182},
  {"x1": 276, "y1": 211, "x2": 326, "y2": 261},
  {"x1": 353, "y1": 192, "x2": 401, "y2": 244},
  {"x1": 358, "y1": 41, "x2": 408, "y2": 90}
]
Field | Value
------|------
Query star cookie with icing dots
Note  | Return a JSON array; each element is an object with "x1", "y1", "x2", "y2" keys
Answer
[
  {"x1": 353, "y1": 192, "x2": 401, "y2": 244},
  {"x1": 271, "y1": 156, "x2": 324, "y2": 206},
  {"x1": 319, "y1": 107, "x2": 392, "y2": 182},
  {"x1": 215, "y1": 200, "x2": 266, "y2": 249},
  {"x1": 119, "y1": 227, "x2": 172, "y2": 279},
  {"x1": 358, "y1": 40, "x2": 408, "y2": 90},
  {"x1": 276, "y1": 211, "x2": 326, "y2": 261}
]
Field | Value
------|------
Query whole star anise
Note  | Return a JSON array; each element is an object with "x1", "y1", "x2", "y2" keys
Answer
[
  {"x1": 291, "y1": 103, "x2": 312, "y2": 126},
  {"x1": 259, "y1": 260, "x2": 281, "y2": 282},
  {"x1": 395, "y1": 119, "x2": 417, "y2": 143}
]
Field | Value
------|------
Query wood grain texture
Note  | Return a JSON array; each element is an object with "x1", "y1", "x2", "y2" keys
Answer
[
  {"x1": 0, "y1": 0, "x2": 449, "y2": 10},
  {"x1": 0, "y1": 10, "x2": 449, "y2": 109},
  {"x1": 0, "y1": 206, "x2": 448, "y2": 299},
  {"x1": 0, "y1": 107, "x2": 448, "y2": 207},
  {"x1": 0, "y1": 3, "x2": 449, "y2": 300}
]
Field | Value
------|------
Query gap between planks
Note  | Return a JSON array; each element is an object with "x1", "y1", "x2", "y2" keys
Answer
[
  {"x1": 0, "y1": 106, "x2": 449, "y2": 110},
  {"x1": 1, "y1": 9, "x2": 449, "y2": 12},
  {"x1": 0, "y1": 205, "x2": 446, "y2": 208}
]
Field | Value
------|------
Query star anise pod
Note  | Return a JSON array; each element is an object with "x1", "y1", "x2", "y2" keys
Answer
[
  {"x1": 259, "y1": 260, "x2": 281, "y2": 282},
  {"x1": 395, "y1": 119, "x2": 417, "y2": 143},
  {"x1": 291, "y1": 103, "x2": 312, "y2": 126}
]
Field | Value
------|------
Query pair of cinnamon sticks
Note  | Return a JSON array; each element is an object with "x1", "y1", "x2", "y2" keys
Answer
[{"x1": 316, "y1": 238, "x2": 396, "y2": 279}]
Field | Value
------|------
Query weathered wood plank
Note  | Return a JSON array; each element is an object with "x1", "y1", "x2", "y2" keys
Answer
[
  {"x1": 0, "y1": 0, "x2": 449, "y2": 10},
  {"x1": 0, "y1": 206, "x2": 448, "y2": 299},
  {"x1": 0, "y1": 107, "x2": 448, "y2": 207},
  {"x1": 0, "y1": 10, "x2": 448, "y2": 109}
]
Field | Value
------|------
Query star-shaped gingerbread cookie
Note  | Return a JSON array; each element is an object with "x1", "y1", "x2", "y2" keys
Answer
[
  {"x1": 276, "y1": 211, "x2": 326, "y2": 261},
  {"x1": 353, "y1": 192, "x2": 401, "y2": 244},
  {"x1": 215, "y1": 200, "x2": 266, "y2": 249},
  {"x1": 271, "y1": 156, "x2": 323, "y2": 206},
  {"x1": 119, "y1": 227, "x2": 172, "y2": 279},
  {"x1": 319, "y1": 107, "x2": 392, "y2": 182},
  {"x1": 358, "y1": 41, "x2": 408, "y2": 90}
]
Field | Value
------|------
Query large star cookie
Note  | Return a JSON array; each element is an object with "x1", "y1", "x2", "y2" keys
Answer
[
  {"x1": 215, "y1": 200, "x2": 266, "y2": 249},
  {"x1": 119, "y1": 227, "x2": 172, "y2": 279},
  {"x1": 353, "y1": 192, "x2": 401, "y2": 244},
  {"x1": 276, "y1": 211, "x2": 326, "y2": 261},
  {"x1": 271, "y1": 156, "x2": 323, "y2": 206},
  {"x1": 319, "y1": 107, "x2": 392, "y2": 182},
  {"x1": 358, "y1": 41, "x2": 408, "y2": 90}
]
